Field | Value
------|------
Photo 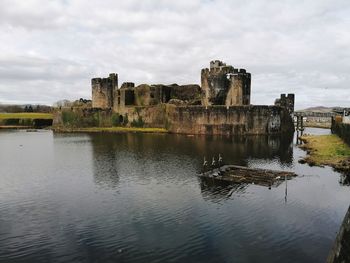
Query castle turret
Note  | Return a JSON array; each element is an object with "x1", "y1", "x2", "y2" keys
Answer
[
  {"x1": 92, "y1": 73, "x2": 118, "y2": 109},
  {"x1": 201, "y1": 60, "x2": 251, "y2": 106},
  {"x1": 274, "y1": 93, "x2": 295, "y2": 115}
]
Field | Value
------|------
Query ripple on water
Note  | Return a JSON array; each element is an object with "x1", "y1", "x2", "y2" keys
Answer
[{"x1": 0, "y1": 129, "x2": 349, "y2": 263}]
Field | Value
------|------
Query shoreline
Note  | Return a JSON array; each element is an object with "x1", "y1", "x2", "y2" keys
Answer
[
  {"x1": 51, "y1": 126, "x2": 169, "y2": 134},
  {"x1": 0, "y1": 125, "x2": 33, "y2": 129},
  {"x1": 304, "y1": 122, "x2": 332, "y2": 129},
  {"x1": 299, "y1": 134, "x2": 350, "y2": 172},
  {"x1": 303, "y1": 123, "x2": 331, "y2": 129}
]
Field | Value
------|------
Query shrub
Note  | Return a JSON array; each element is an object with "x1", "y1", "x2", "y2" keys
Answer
[
  {"x1": 131, "y1": 116, "x2": 144, "y2": 127},
  {"x1": 111, "y1": 113, "x2": 121, "y2": 126},
  {"x1": 62, "y1": 111, "x2": 78, "y2": 126},
  {"x1": 4, "y1": 119, "x2": 20, "y2": 125},
  {"x1": 123, "y1": 114, "x2": 129, "y2": 126}
]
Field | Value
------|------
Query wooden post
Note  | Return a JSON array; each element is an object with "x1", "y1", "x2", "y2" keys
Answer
[
  {"x1": 296, "y1": 115, "x2": 300, "y2": 131},
  {"x1": 301, "y1": 115, "x2": 304, "y2": 131}
]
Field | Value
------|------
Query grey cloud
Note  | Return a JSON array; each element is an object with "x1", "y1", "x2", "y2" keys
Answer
[
  {"x1": 0, "y1": 55, "x2": 91, "y2": 82},
  {"x1": 0, "y1": 0, "x2": 349, "y2": 108}
]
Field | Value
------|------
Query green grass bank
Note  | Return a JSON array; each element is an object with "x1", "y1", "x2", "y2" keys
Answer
[
  {"x1": 0, "y1": 113, "x2": 53, "y2": 128},
  {"x1": 52, "y1": 126, "x2": 168, "y2": 134},
  {"x1": 299, "y1": 134, "x2": 350, "y2": 171}
]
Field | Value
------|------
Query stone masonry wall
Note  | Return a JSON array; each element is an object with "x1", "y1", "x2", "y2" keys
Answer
[
  {"x1": 165, "y1": 105, "x2": 293, "y2": 135},
  {"x1": 54, "y1": 105, "x2": 294, "y2": 135},
  {"x1": 111, "y1": 105, "x2": 294, "y2": 135},
  {"x1": 92, "y1": 73, "x2": 118, "y2": 109},
  {"x1": 201, "y1": 61, "x2": 251, "y2": 107}
]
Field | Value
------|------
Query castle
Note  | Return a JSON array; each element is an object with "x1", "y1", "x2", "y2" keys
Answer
[
  {"x1": 88, "y1": 60, "x2": 294, "y2": 135},
  {"x1": 92, "y1": 60, "x2": 254, "y2": 111}
]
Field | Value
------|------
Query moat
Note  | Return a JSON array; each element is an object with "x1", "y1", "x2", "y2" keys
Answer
[{"x1": 0, "y1": 128, "x2": 349, "y2": 263}]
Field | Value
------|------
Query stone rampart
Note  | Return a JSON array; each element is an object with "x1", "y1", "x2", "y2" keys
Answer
[
  {"x1": 165, "y1": 105, "x2": 293, "y2": 135},
  {"x1": 54, "y1": 105, "x2": 294, "y2": 135}
]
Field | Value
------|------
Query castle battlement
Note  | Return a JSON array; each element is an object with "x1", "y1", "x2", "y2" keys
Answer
[
  {"x1": 274, "y1": 93, "x2": 295, "y2": 115},
  {"x1": 210, "y1": 60, "x2": 226, "y2": 69},
  {"x1": 120, "y1": 82, "x2": 135, "y2": 89}
]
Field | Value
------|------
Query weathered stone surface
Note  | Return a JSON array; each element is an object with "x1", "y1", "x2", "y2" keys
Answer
[
  {"x1": 201, "y1": 61, "x2": 251, "y2": 106},
  {"x1": 165, "y1": 105, "x2": 293, "y2": 135},
  {"x1": 275, "y1": 94, "x2": 295, "y2": 115},
  {"x1": 54, "y1": 104, "x2": 293, "y2": 135},
  {"x1": 91, "y1": 73, "x2": 118, "y2": 109}
]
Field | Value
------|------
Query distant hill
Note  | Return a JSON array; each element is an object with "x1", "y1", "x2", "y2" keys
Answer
[{"x1": 297, "y1": 106, "x2": 337, "y2": 113}]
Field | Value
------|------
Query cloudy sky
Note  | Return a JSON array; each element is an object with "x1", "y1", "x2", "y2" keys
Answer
[{"x1": 0, "y1": 0, "x2": 349, "y2": 109}]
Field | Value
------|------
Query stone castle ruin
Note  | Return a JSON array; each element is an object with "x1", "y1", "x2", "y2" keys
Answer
[
  {"x1": 274, "y1": 93, "x2": 295, "y2": 115},
  {"x1": 201, "y1": 60, "x2": 251, "y2": 106},
  {"x1": 92, "y1": 74, "x2": 202, "y2": 111},
  {"x1": 92, "y1": 60, "x2": 253, "y2": 111},
  {"x1": 87, "y1": 60, "x2": 294, "y2": 135}
]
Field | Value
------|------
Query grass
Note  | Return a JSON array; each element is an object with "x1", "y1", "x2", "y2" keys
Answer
[
  {"x1": 304, "y1": 122, "x2": 331, "y2": 129},
  {"x1": 300, "y1": 134, "x2": 350, "y2": 170},
  {"x1": 0, "y1": 113, "x2": 53, "y2": 119},
  {"x1": 53, "y1": 126, "x2": 168, "y2": 134}
]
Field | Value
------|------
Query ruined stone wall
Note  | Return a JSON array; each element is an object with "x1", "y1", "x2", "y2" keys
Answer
[
  {"x1": 170, "y1": 84, "x2": 201, "y2": 103},
  {"x1": 92, "y1": 73, "x2": 118, "y2": 109},
  {"x1": 54, "y1": 104, "x2": 293, "y2": 135},
  {"x1": 115, "y1": 84, "x2": 202, "y2": 108},
  {"x1": 123, "y1": 105, "x2": 168, "y2": 128},
  {"x1": 113, "y1": 82, "x2": 135, "y2": 111},
  {"x1": 133, "y1": 84, "x2": 170, "y2": 106},
  {"x1": 165, "y1": 105, "x2": 293, "y2": 135},
  {"x1": 225, "y1": 73, "x2": 251, "y2": 106},
  {"x1": 119, "y1": 104, "x2": 293, "y2": 135},
  {"x1": 201, "y1": 61, "x2": 251, "y2": 106}
]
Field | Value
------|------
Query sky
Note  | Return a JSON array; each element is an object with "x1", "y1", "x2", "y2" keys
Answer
[{"x1": 0, "y1": 0, "x2": 349, "y2": 109}]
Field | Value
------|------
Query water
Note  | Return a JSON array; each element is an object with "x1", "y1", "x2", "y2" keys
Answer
[{"x1": 0, "y1": 128, "x2": 349, "y2": 263}]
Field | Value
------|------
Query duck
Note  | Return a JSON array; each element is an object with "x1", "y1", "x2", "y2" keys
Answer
[
  {"x1": 212, "y1": 157, "x2": 216, "y2": 166},
  {"x1": 218, "y1": 153, "x2": 223, "y2": 163},
  {"x1": 203, "y1": 157, "x2": 208, "y2": 167}
]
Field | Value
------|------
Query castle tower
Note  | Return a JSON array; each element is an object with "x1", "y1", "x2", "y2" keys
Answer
[
  {"x1": 275, "y1": 94, "x2": 295, "y2": 115},
  {"x1": 92, "y1": 73, "x2": 118, "y2": 109},
  {"x1": 201, "y1": 60, "x2": 251, "y2": 106}
]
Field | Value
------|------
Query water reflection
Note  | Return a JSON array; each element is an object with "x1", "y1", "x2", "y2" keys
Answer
[
  {"x1": 2, "y1": 129, "x2": 348, "y2": 263},
  {"x1": 88, "y1": 132, "x2": 294, "y2": 190},
  {"x1": 340, "y1": 174, "x2": 350, "y2": 186},
  {"x1": 200, "y1": 178, "x2": 248, "y2": 202},
  {"x1": 90, "y1": 134, "x2": 120, "y2": 189}
]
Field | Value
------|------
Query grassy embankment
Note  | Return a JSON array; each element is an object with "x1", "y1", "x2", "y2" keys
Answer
[
  {"x1": 304, "y1": 122, "x2": 331, "y2": 129},
  {"x1": 53, "y1": 126, "x2": 168, "y2": 133},
  {"x1": 300, "y1": 134, "x2": 350, "y2": 171},
  {"x1": 0, "y1": 113, "x2": 53, "y2": 119},
  {"x1": 0, "y1": 113, "x2": 53, "y2": 128}
]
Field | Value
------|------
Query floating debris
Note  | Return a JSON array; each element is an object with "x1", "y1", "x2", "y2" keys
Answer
[{"x1": 200, "y1": 165, "x2": 297, "y2": 187}]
